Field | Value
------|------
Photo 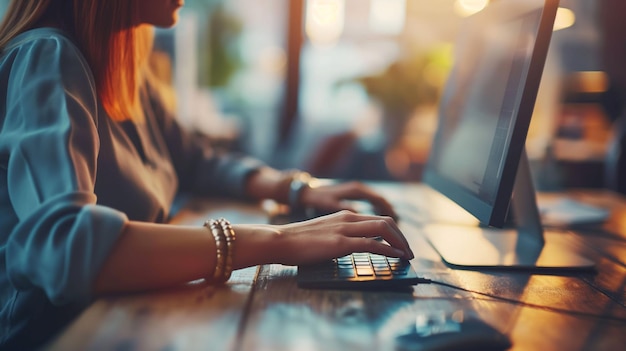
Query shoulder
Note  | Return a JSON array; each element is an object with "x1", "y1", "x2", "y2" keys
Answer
[
  {"x1": 2, "y1": 28, "x2": 98, "y2": 117},
  {"x1": 3, "y1": 28, "x2": 84, "y2": 60},
  {"x1": 3, "y1": 28, "x2": 95, "y2": 91}
]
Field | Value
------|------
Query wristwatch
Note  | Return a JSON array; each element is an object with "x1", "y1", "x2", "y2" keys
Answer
[{"x1": 288, "y1": 172, "x2": 315, "y2": 209}]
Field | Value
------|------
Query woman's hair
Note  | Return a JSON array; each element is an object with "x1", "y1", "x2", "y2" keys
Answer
[{"x1": 0, "y1": 0, "x2": 154, "y2": 122}]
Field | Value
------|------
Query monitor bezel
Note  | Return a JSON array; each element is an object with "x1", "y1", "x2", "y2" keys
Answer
[{"x1": 422, "y1": 0, "x2": 560, "y2": 228}]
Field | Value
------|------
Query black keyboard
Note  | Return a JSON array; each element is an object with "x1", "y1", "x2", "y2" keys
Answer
[{"x1": 297, "y1": 252, "x2": 424, "y2": 289}]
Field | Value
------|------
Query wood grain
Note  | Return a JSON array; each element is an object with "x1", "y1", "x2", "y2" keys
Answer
[{"x1": 46, "y1": 184, "x2": 626, "y2": 351}]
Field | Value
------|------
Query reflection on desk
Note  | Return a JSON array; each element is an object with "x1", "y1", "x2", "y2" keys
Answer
[{"x1": 48, "y1": 183, "x2": 626, "y2": 351}]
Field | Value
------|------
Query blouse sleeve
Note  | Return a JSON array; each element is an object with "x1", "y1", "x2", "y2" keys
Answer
[
  {"x1": 1, "y1": 34, "x2": 127, "y2": 305},
  {"x1": 143, "y1": 73, "x2": 266, "y2": 199}
]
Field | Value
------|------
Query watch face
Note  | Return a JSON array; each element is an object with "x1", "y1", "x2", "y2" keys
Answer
[{"x1": 289, "y1": 173, "x2": 312, "y2": 207}]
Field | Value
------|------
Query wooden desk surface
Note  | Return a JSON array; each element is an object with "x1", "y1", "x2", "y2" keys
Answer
[{"x1": 48, "y1": 183, "x2": 626, "y2": 351}]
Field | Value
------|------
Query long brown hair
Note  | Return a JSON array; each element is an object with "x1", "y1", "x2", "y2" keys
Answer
[{"x1": 0, "y1": 0, "x2": 153, "y2": 122}]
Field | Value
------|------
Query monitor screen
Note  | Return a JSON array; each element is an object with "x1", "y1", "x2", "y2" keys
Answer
[
  {"x1": 421, "y1": 0, "x2": 594, "y2": 271},
  {"x1": 423, "y1": 0, "x2": 558, "y2": 227}
]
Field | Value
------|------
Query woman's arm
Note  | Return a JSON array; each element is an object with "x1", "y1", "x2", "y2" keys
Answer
[
  {"x1": 143, "y1": 74, "x2": 266, "y2": 200},
  {"x1": 144, "y1": 74, "x2": 396, "y2": 218},
  {"x1": 94, "y1": 210, "x2": 413, "y2": 294},
  {"x1": 93, "y1": 221, "x2": 215, "y2": 294},
  {"x1": 1, "y1": 33, "x2": 132, "y2": 305},
  {"x1": 244, "y1": 167, "x2": 398, "y2": 217}
]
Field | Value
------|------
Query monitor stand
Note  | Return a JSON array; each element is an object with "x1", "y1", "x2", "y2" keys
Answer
[{"x1": 424, "y1": 150, "x2": 595, "y2": 272}]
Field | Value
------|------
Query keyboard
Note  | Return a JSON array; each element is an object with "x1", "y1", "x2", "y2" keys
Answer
[{"x1": 297, "y1": 252, "x2": 424, "y2": 289}]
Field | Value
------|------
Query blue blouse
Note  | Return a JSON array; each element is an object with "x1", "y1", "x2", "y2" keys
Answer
[{"x1": 0, "y1": 28, "x2": 264, "y2": 348}]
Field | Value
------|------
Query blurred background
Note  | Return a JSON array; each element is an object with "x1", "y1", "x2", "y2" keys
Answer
[{"x1": 2, "y1": 0, "x2": 625, "y2": 193}]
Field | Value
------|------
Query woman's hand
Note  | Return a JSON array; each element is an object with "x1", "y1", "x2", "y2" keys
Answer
[
  {"x1": 232, "y1": 210, "x2": 414, "y2": 269},
  {"x1": 300, "y1": 181, "x2": 398, "y2": 219}
]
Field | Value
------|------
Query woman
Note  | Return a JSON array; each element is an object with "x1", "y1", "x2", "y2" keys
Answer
[{"x1": 0, "y1": 0, "x2": 414, "y2": 349}]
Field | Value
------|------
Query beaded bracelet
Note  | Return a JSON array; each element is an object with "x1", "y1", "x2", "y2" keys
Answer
[
  {"x1": 204, "y1": 219, "x2": 226, "y2": 282},
  {"x1": 218, "y1": 218, "x2": 236, "y2": 282},
  {"x1": 203, "y1": 218, "x2": 236, "y2": 284}
]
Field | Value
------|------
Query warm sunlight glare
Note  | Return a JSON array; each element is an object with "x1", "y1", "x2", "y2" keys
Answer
[
  {"x1": 453, "y1": 0, "x2": 489, "y2": 17},
  {"x1": 305, "y1": 0, "x2": 345, "y2": 47},
  {"x1": 553, "y1": 7, "x2": 575, "y2": 31},
  {"x1": 369, "y1": 0, "x2": 406, "y2": 35}
]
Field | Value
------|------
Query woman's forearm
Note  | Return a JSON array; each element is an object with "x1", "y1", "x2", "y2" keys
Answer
[
  {"x1": 244, "y1": 167, "x2": 287, "y2": 202},
  {"x1": 93, "y1": 221, "x2": 281, "y2": 295},
  {"x1": 93, "y1": 221, "x2": 215, "y2": 294}
]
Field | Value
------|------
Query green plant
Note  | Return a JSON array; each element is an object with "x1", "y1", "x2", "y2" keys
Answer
[
  {"x1": 357, "y1": 45, "x2": 452, "y2": 116},
  {"x1": 198, "y1": 3, "x2": 243, "y2": 88}
]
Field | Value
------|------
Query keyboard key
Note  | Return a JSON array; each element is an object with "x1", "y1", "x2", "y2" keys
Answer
[{"x1": 355, "y1": 267, "x2": 375, "y2": 276}]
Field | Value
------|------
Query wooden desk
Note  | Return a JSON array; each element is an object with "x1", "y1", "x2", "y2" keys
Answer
[{"x1": 48, "y1": 183, "x2": 626, "y2": 351}]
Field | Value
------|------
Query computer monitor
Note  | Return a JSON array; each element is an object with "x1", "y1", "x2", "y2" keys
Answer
[{"x1": 422, "y1": 0, "x2": 595, "y2": 271}]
